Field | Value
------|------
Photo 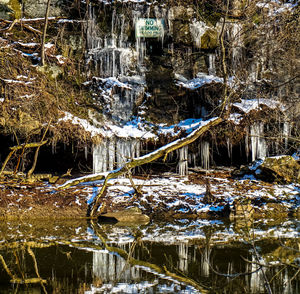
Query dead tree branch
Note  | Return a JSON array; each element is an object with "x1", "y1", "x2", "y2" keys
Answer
[
  {"x1": 0, "y1": 141, "x2": 48, "y2": 177},
  {"x1": 58, "y1": 117, "x2": 223, "y2": 217}
]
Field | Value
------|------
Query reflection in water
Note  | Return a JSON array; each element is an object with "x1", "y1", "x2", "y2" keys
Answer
[{"x1": 0, "y1": 219, "x2": 299, "y2": 293}]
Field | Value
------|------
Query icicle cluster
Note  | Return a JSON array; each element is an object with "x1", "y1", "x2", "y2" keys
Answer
[
  {"x1": 177, "y1": 146, "x2": 188, "y2": 176},
  {"x1": 93, "y1": 137, "x2": 140, "y2": 173},
  {"x1": 250, "y1": 122, "x2": 267, "y2": 161}
]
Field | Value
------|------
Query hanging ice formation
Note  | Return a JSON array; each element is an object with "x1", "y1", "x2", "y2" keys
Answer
[
  {"x1": 86, "y1": 4, "x2": 148, "y2": 173},
  {"x1": 177, "y1": 146, "x2": 188, "y2": 176},
  {"x1": 86, "y1": 1, "x2": 293, "y2": 174},
  {"x1": 201, "y1": 141, "x2": 210, "y2": 170},
  {"x1": 250, "y1": 122, "x2": 267, "y2": 161},
  {"x1": 208, "y1": 53, "x2": 216, "y2": 76},
  {"x1": 230, "y1": 22, "x2": 243, "y2": 73},
  {"x1": 93, "y1": 138, "x2": 141, "y2": 173},
  {"x1": 283, "y1": 121, "x2": 290, "y2": 150}
]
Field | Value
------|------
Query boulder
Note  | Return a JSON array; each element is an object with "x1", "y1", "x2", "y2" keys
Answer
[
  {"x1": 258, "y1": 156, "x2": 300, "y2": 184},
  {"x1": 233, "y1": 155, "x2": 300, "y2": 184}
]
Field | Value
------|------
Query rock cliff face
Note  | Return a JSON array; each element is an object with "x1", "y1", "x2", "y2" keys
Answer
[
  {"x1": 83, "y1": 0, "x2": 299, "y2": 173},
  {"x1": 0, "y1": 0, "x2": 299, "y2": 175}
]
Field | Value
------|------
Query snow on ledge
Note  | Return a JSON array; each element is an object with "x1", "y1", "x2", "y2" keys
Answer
[
  {"x1": 232, "y1": 98, "x2": 282, "y2": 113},
  {"x1": 176, "y1": 73, "x2": 223, "y2": 90},
  {"x1": 58, "y1": 111, "x2": 218, "y2": 142}
]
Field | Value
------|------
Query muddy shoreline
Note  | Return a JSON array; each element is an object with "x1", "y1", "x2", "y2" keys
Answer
[{"x1": 1, "y1": 170, "x2": 299, "y2": 222}]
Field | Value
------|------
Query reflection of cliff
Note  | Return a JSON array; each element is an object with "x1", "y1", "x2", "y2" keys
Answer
[
  {"x1": 91, "y1": 239, "x2": 300, "y2": 294},
  {"x1": 0, "y1": 237, "x2": 298, "y2": 293}
]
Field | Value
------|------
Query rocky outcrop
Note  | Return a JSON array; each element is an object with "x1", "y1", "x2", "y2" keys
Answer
[{"x1": 233, "y1": 156, "x2": 300, "y2": 184}]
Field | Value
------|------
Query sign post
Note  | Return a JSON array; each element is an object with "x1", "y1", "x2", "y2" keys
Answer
[{"x1": 135, "y1": 18, "x2": 165, "y2": 38}]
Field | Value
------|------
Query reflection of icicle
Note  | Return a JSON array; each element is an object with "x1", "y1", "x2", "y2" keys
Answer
[
  {"x1": 201, "y1": 246, "x2": 211, "y2": 277},
  {"x1": 283, "y1": 267, "x2": 292, "y2": 294},
  {"x1": 93, "y1": 249, "x2": 136, "y2": 283},
  {"x1": 201, "y1": 141, "x2": 210, "y2": 170},
  {"x1": 177, "y1": 146, "x2": 188, "y2": 176},
  {"x1": 52, "y1": 140, "x2": 57, "y2": 155},
  {"x1": 178, "y1": 243, "x2": 189, "y2": 273},
  {"x1": 250, "y1": 255, "x2": 265, "y2": 293},
  {"x1": 250, "y1": 122, "x2": 267, "y2": 161}
]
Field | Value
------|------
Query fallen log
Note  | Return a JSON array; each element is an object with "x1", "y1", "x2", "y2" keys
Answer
[{"x1": 58, "y1": 117, "x2": 223, "y2": 217}]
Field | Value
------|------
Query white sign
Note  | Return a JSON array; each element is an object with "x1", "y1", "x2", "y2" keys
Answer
[{"x1": 135, "y1": 18, "x2": 165, "y2": 38}]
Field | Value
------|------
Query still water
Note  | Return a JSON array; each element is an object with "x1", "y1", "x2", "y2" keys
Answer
[{"x1": 0, "y1": 218, "x2": 299, "y2": 293}]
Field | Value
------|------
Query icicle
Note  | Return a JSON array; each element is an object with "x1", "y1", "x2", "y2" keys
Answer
[
  {"x1": 119, "y1": 15, "x2": 125, "y2": 48},
  {"x1": 108, "y1": 138, "x2": 115, "y2": 170},
  {"x1": 201, "y1": 141, "x2": 210, "y2": 170},
  {"x1": 189, "y1": 20, "x2": 207, "y2": 48},
  {"x1": 177, "y1": 146, "x2": 188, "y2": 176},
  {"x1": 208, "y1": 53, "x2": 216, "y2": 76},
  {"x1": 250, "y1": 122, "x2": 267, "y2": 161},
  {"x1": 245, "y1": 129, "x2": 249, "y2": 159},
  {"x1": 84, "y1": 145, "x2": 88, "y2": 160},
  {"x1": 93, "y1": 139, "x2": 108, "y2": 173},
  {"x1": 283, "y1": 121, "x2": 290, "y2": 150},
  {"x1": 227, "y1": 138, "x2": 232, "y2": 159},
  {"x1": 231, "y1": 22, "x2": 243, "y2": 72}
]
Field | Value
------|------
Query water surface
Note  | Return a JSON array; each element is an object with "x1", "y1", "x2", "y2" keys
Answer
[{"x1": 0, "y1": 218, "x2": 299, "y2": 293}]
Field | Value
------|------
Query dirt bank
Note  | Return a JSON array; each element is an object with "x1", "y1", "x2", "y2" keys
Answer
[{"x1": 0, "y1": 170, "x2": 299, "y2": 221}]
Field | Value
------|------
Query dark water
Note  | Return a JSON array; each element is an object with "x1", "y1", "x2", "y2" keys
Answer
[{"x1": 0, "y1": 218, "x2": 299, "y2": 293}]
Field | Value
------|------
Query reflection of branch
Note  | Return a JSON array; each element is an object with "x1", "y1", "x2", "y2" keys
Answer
[
  {"x1": 209, "y1": 258, "x2": 262, "y2": 278},
  {"x1": 0, "y1": 254, "x2": 15, "y2": 280},
  {"x1": 290, "y1": 268, "x2": 300, "y2": 283},
  {"x1": 90, "y1": 221, "x2": 210, "y2": 293},
  {"x1": 0, "y1": 247, "x2": 47, "y2": 289},
  {"x1": 27, "y1": 247, "x2": 48, "y2": 293},
  {"x1": 10, "y1": 277, "x2": 47, "y2": 284}
]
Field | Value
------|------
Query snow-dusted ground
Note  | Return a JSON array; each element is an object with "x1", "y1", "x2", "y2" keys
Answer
[{"x1": 80, "y1": 171, "x2": 299, "y2": 217}]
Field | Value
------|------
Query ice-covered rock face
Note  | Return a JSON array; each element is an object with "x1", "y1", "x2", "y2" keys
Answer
[{"x1": 84, "y1": 1, "x2": 297, "y2": 174}]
